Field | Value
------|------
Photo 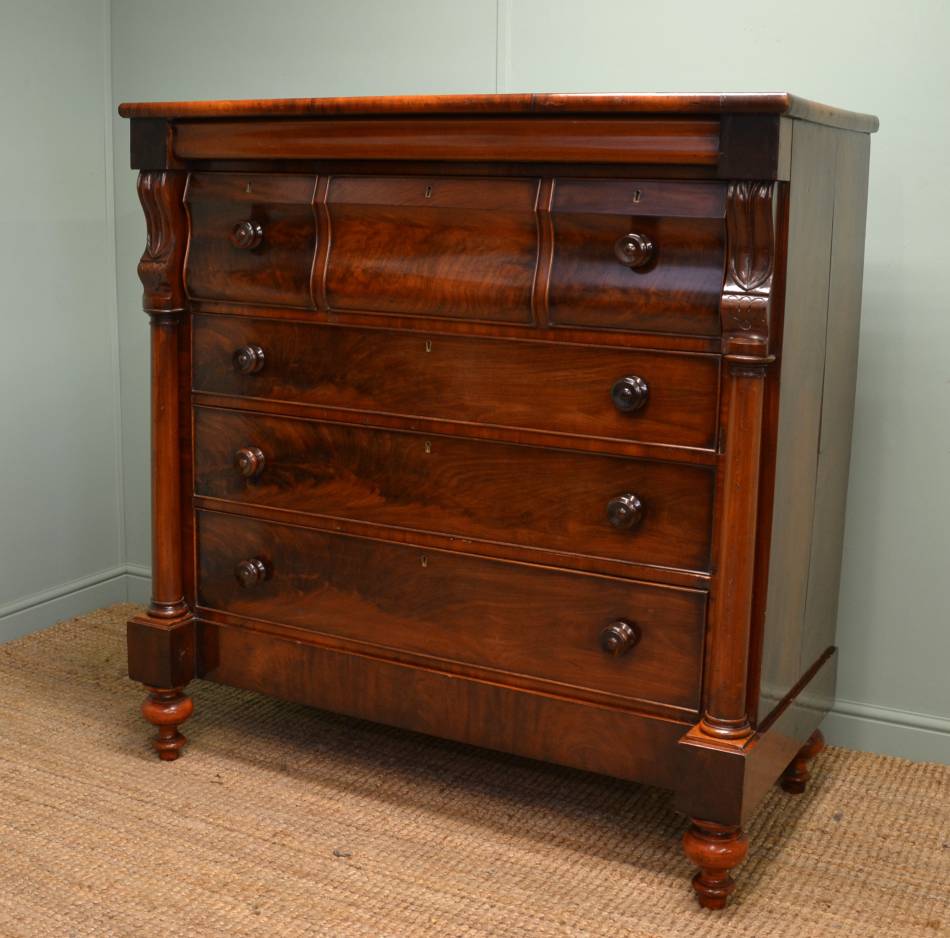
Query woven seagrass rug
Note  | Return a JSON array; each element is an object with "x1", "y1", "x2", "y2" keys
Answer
[{"x1": 0, "y1": 603, "x2": 947, "y2": 937}]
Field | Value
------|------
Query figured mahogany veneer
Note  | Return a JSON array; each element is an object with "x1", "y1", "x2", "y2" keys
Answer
[
  {"x1": 196, "y1": 510, "x2": 706, "y2": 714},
  {"x1": 122, "y1": 92, "x2": 876, "y2": 911},
  {"x1": 191, "y1": 314, "x2": 720, "y2": 453},
  {"x1": 549, "y1": 179, "x2": 726, "y2": 335},
  {"x1": 193, "y1": 406, "x2": 715, "y2": 575},
  {"x1": 185, "y1": 173, "x2": 317, "y2": 307}
]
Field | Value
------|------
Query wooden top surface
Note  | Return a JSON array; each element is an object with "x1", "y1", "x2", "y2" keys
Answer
[{"x1": 118, "y1": 92, "x2": 879, "y2": 133}]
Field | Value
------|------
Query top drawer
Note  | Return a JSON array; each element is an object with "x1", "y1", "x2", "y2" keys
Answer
[
  {"x1": 185, "y1": 173, "x2": 318, "y2": 308},
  {"x1": 548, "y1": 179, "x2": 726, "y2": 335},
  {"x1": 324, "y1": 175, "x2": 539, "y2": 323}
]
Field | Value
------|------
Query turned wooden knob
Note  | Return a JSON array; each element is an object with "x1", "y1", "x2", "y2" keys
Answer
[
  {"x1": 607, "y1": 494, "x2": 644, "y2": 530},
  {"x1": 614, "y1": 232, "x2": 655, "y2": 268},
  {"x1": 230, "y1": 220, "x2": 263, "y2": 250},
  {"x1": 234, "y1": 344, "x2": 265, "y2": 374},
  {"x1": 611, "y1": 375, "x2": 649, "y2": 412},
  {"x1": 600, "y1": 619, "x2": 640, "y2": 657},
  {"x1": 235, "y1": 557, "x2": 268, "y2": 588},
  {"x1": 235, "y1": 446, "x2": 266, "y2": 479}
]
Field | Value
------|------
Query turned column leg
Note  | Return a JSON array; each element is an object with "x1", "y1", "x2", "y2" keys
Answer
[
  {"x1": 129, "y1": 168, "x2": 196, "y2": 761},
  {"x1": 780, "y1": 729, "x2": 826, "y2": 794},
  {"x1": 682, "y1": 819, "x2": 749, "y2": 910},
  {"x1": 142, "y1": 686, "x2": 194, "y2": 761}
]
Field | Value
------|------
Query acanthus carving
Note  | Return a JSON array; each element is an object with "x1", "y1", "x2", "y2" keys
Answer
[
  {"x1": 136, "y1": 171, "x2": 188, "y2": 314},
  {"x1": 721, "y1": 181, "x2": 777, "y2": 363}
]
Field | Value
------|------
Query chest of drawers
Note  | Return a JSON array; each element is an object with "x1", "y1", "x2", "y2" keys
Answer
[{"x1": 120, "y1": 93, "x2": 877, "y2": 909}]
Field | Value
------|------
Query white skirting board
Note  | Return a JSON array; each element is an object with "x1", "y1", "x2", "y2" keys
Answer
[{"x1": 2, "y1": 572, "x2": 947, "y2": 765}]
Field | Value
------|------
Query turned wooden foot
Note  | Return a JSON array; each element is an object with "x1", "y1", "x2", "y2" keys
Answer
[
  {"x1": 142, "y1": 686, "x2": 194, "y2": 761},
  {"x1": 780, "y1": 729, "x2": 826, "y2": 794},
  {"x1": 682, "y1": 818, "x2": 749, "y2": 910}
]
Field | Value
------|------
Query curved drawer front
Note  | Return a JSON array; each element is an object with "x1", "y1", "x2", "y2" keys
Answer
[
  {"x1": 325, "y1": 175, "x2": 540, "y2": 323},
  {"x1": 192, "y1": 315, "x2": 720, "y2": 451},
  {"x1": 185, "y1": 173, "x2": 318, "y2": 307},
  {"x1": 194, "y1": 407, "x2": 714, "y2": 573},
  {"x1": 549, "y1": 179, "x2": 726, "y2": 335},
  {"x1": 196, "y1": 510, "x2": 706, "y2": 712}
]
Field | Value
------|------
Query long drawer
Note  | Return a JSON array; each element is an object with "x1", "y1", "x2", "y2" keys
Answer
[
  {"x1": 192, "y1": 315, "x2": 720, "y2": 452},
  {"x1": 196, "y1": 510, "x2": 706, "y2": 712},
  {"x1": 193, "y1": 407, "x2": 714, "y2": 573}
]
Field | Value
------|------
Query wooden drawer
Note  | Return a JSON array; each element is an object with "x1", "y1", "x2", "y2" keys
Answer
[
  {"x1": 192, "y1": 315, "x2": 720, "y2": 452},
  {"x1": 185, "y1": 173, "x2": 317, "y2": 307},
  {"x1": 196, "y1": 510, "x2": 706, "y2": 712},
  {"x1": 549, "y1": 179, "x2": 726, "y2": 335},
  {"x1": 324, "y1": 175, "x2": 539, "y2": 323},
  {"x1": 193, "y1": 407, "x2": 715, "y2": 573}
]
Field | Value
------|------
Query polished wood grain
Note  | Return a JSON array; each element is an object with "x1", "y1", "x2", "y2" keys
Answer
[
  {"x1": 141, "y1": 686, "x2": 194, "y2": 761},
  {"x1": 121, "y1": 92, "x2": 876, "y2": 910},
  {"x1": 324, "y1": 176, "x2": 539, "y2": 322},
  {"x1": 196, "y1": 510, "x2": 707, "y2": 712},
  {"x1": 118, "y1": 92, "x2": 879, "y2": 133},
  {"x1": 192, "y1": 407, "x2": 715, "y2": 574},
  {"x1": 548, "y1": 179, "x2": 726, "y2": 335},
  {"x1": 198, "y1": 617, "x2": 689, "y2": 789},
  {"x1": 191, "y1": 315, "x2": 720, "y2": 452},
  {"x1": 184, "y1": 172, "x2": 317, "y2": 307},
  {"x1": 173, "y1": 117, "x2": 722, "y2": 166},
  {"x1": 682, "y1": 819, "x2": 749, "y2": 910}
]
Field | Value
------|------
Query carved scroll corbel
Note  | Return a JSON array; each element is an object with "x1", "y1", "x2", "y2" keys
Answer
[
  {"x1": 137, "y1": 170, "x2": 188, "y2": 314},
  {"x1": 720, "y1": 181, "x2": 778, "y2": 370}
]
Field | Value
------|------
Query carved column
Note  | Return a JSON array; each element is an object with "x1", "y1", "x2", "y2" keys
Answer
[
  {"x1": 699, "y1": 182, "x2": 777, "y2": 741},
  {"x1": 126, "y1": 169, "x2": 195, "y2": 760}
]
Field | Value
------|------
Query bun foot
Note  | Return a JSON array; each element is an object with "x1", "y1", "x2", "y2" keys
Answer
[
  {"x1": 780, "y1": 729, "x2": 826, "y2": 794},
  {"x1": 142, "y1": 686, "x2": 194, "y2": 761},
  {"x1": 682, "y1": 818, "x2": 748, "y2": 910}
]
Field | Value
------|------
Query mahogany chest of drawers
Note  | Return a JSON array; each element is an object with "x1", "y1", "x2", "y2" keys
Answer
[{"x1": 120, "y1": 92, "x2": 877, "y2": 909}]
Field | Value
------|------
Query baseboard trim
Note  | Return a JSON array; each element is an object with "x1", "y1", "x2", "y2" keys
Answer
[
  {"x1": 0, "y1": 566, "x2": 128, "y2": 642},
  {"x1": 0, "y1": 565, "x2": 151, "y2": 643},
  {"x1": 823, "y1": 698, "x2": 950, "y2": 764},
  {"x1": 124, "y1": 563, "x2": 152, "y2": 604}
]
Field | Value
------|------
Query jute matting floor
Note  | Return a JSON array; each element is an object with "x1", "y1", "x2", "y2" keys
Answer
[{"x1": 0, "y1": 604, "x2": 947, "y2": 937}]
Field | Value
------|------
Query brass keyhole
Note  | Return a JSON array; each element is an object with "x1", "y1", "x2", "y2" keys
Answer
[
  {"x1": 424, "y1": 185, "x2": 433, "y2": 199},
  {"x1": 246, "y1": 181, "x2": 253, "y2": 194},
  {"x1": 425, "y1": 339, "x2": 433, "y2": 352},
  {"x1": 420, "y1": 555, "x2": 428, "y2": 568},
  {"x1": 632, "y1": 189, "x2": 642, "y2": 203},
  {"x1": 424, "y1": 440, "x2": 432, "y2": 454}
]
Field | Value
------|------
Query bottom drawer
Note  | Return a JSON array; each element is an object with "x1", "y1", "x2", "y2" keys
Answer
[{"x1": 196, "y1": 510, "x2": 706, "y2": 712}]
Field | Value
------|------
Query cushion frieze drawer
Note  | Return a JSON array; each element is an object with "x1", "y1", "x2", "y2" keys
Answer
[
  {"x1": 192, "y1": 315, "x2": 720, "y2": 452},
  {"x1": 185, "y1": 172, "x2": 318, "y2": 307},
  {"x1": 194, "y1": 407, "x2": 715, "y2": 573},
  {"x1": 196, "y1": 510, "x2": 707, "y2": 712}
]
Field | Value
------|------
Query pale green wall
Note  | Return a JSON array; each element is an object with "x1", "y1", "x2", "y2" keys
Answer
[
  {"x1": 9, "y1": 0, "x2": 946, "y2": 760},
  {"x1": 0, "y1": 0, "x2": 130, "y2": 639}
]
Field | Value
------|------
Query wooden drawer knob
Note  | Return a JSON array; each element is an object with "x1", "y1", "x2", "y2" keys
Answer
[
  {"x1": 611, "y1": 375, "x2": 649, "y2": 413},
  {"x1": 600, "y1": 619, "x2": 640, "y2": 657},
  {"x1": 235, "y1": 446, "x2": 266, "y2": 479},
  {"x1": 234, "y1": 344, "x2": 266, "y2": 374},
  {"x1": 614, "y1": 232, "x2": 654, "y2": 268},
  {"x1": 230, "y1": 220, "x2": 264, "y2": 250},
  {"x1": 235, "y1": 557, "x2": 269, "y2": 588},
  {"x1": 607, "y1": 493, "x2": 644, "y2": 530}
]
